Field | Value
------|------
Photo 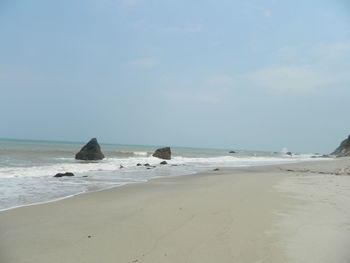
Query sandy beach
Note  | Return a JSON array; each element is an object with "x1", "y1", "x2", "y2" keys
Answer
[{"x1": 1, "y1": 158, "x2": 350, "y2": 263}]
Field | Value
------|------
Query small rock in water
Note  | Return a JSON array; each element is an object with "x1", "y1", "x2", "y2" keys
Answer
[
  {"x1": 137, "y1": 163, "x2": 142, "y2": 166},
  {"x1": 54, "y1": 172, "x2": 75, "y2": 178},
  {"x1": 286, "y1": 152, "x2": 292, "y2": 156},
  {"x1": 229, "y1": 151, "x2": 236, "y2": 154},
  {"x1": 152, "y1": 147, "x2": 171, "y2": 160},
  {"x1": 144, "y1": 163, "x2": 150, "y2": 167},
  {"x1": 213, "y1": 168, "x2": 220, "y2": 171},
  {"x1": 120, "y1": 165, "x2": 124, "y2": 169},
  {"x1": 160, "y1": 161, "x2": 168, "y2": 165}
]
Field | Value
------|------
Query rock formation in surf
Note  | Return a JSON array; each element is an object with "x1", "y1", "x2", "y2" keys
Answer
[
  {"x1": 75, "y1": 138, "x2": 105, "y2": 160},
  {"x1": 331, "y1": 135, "x2": 350, "y2": 157},
  {"x1": 152, "y1": 147, "x2": 171, "y2": 160},
  {"x1": 54, "y1": 172, "x2": 75, "y2": 177}
]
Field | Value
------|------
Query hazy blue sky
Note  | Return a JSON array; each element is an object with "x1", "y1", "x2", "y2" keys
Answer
[{"x1": 1, "y1": 0, "x2": 350, "y2": 153}]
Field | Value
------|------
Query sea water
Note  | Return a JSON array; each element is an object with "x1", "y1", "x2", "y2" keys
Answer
[{"x1": 0, "y1": 139, "x2": 324, "y2": 211}]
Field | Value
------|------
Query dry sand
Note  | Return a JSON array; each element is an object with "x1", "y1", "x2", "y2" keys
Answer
[{"x1": 1, "y1": 158, "x2": 350, "y2": 263}]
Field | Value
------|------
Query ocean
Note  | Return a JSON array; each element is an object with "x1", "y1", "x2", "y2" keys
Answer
[{"x1": 0, "y1": 138, "x2": 324, "y2": 211}]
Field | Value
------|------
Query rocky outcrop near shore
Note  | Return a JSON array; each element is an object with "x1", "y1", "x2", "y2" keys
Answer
[
  {"x1": 75, "y1": 138, "x2": 105, "y2": 160},
  {"x1": 331, "y1": 135, "x2": 350, "y2": 157},
  {"x1": 152, "y1": 147, "x2": 171, "y2": 160}
]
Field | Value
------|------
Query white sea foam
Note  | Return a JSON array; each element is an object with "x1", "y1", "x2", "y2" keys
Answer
[
  {"x1": 133, "y1": 151, "x2": 148, "y2": 156},
  {"x1": 0, "y1": 154, "x2": 321, "y2": 179},
  {"x1": 281, "y1": 147, "x2": 289, "y2": 153}
]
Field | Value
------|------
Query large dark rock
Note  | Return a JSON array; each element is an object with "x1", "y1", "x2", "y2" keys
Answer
[
  {"x1": 54, "y1": 172, "x2": 74, "y2": 178},
  {"x1": 152, "y1": 147, "x2": 171, "y2": 160},
  {"x1": 331, "y1": 135, "x2": 350, "y2": 157},
  {"x1": 75, "y1": 138, "x2": 105, "y2": 160}
]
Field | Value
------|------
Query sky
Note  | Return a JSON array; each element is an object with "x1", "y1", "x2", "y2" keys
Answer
[{"x1": 1, "y1": 0, "x2": 350, "y2": 153}]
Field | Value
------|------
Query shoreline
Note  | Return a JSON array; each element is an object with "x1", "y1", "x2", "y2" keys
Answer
[
  {"x1": 1, "y1": 158, "x2": 350, "y2": 262},
  {"x1": 0, "y1": 158, "x2": 329, "y2": 213}
]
